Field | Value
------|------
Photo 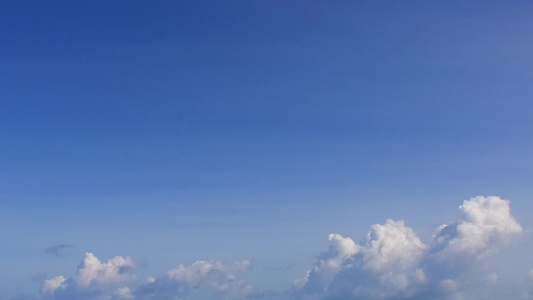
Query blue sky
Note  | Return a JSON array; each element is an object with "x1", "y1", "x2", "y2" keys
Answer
[{"x1": 1, "y1": 1, "x2": 533, "y2": 299}]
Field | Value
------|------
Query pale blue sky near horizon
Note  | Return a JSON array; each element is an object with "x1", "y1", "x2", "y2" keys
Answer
[{"x1": 1, "y1": 1, "x2": 533, "y2": 298}]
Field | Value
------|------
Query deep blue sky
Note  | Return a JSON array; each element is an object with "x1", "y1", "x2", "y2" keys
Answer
[{"x1": 1, "y1": 1, "x2": 533, "y2": 298}]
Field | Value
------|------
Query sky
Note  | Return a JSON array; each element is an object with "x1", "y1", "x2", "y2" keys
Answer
[{"x1": 1, "y1": 1, "x2": 533, "y2": 299}]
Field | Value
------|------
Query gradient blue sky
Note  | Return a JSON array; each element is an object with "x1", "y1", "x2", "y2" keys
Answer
[{"x1": 1, "y1": 1, "x2": 533, "y2": 298}]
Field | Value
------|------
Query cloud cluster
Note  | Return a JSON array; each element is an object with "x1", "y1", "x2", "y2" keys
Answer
[
  {"x1": 40, "y1": 254, "x2": 253, "y2": 300},
  {"x1": 36, "y1": 196, "x2": 529, "y2": 300},
  {"x1": 292, "y1": 196, "x2": 525, "y2": 299},
  {"x1": 40, "y1": 252, "x2": 136, "y2": 300}
]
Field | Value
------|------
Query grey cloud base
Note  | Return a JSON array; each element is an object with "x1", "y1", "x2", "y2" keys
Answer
[{"x1": 38, "y1": 196, "x2": 531, "y2": 300}]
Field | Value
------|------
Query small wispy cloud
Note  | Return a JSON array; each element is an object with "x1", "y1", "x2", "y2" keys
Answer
[{"x1": 45, "y1": 244, "x2": 75, "y2": 257}]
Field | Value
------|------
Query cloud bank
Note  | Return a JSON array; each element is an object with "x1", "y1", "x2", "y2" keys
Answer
[{"x1": 35, "y1": 196, "x2": 530, "y2": 300}]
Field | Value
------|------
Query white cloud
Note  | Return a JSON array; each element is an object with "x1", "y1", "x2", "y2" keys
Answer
[
  {"x1": 293, "y1": 233, "x2": 359, "y2": 293},
  {"x1": 331, "y1": 219, "x2": 426, "y2": 299},
  {"x1": 76, "y1": 252, "x2": 136, "y2": 287},
  {"x1": 40, "y1": 253, "x2": 136, "y2": 300},
  {"x1": 114, "y1": 287, "x2": 134, "y2": 300},
  {"x1": 135, "y1": 260, "x2": 254, "y2": 300},
  {"x1": 41, "y1": 276, "x2": 66, "y2": 294},
  {"x1": 361, "y1": 219, "x2": 426, "y2": 273},
  {"x1": 293, "y1": 219, "x2": 427, "y2": 299},
  {"x1": 431, "y1": 196, "x2": 523, "y2": 260}
]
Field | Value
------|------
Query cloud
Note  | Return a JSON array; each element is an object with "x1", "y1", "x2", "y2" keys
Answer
[
  {"x1": 40, "y1": 252, "x2": 136, "y2": 299},
  {"x1": 41, "y1": 276, "x2": 66, "y2": 294},
  {"x1": 45, "y1": 245, "x2": 74, "y2": 257},
  {"x1": 294, "y1": 219, "x2": 427, "y2": 299},
  {"x1": 292, "y1": 196, "x2": 524, "y2": 300},
  {"x1": 114, "y1": 287, "x2": 134, "y2": 300},
  {"x1": 75, "y1": 253, "x2": 136, "y2": 287},
  {"x1": 292, "y1": 233, "x2": 359, "y2": 293},
  {"x1": 430, "y1": 196, "x2": 523, "y2": 260},
  {"x1": 33, "y1": 196, "x2": 527, "y2": 300},
  {"x1": 134, "y1": 260, "x2": 254, "y2": 300}
]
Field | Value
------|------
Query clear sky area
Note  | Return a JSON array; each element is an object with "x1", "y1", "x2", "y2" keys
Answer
[{"x1": 1, "y1": 1, "x2": 533, "y2": 299}]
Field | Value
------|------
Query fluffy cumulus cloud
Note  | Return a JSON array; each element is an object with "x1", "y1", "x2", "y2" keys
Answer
[
  {"x1": 40, "y1": 252, "x2": 136, "y2": 300},
  {"x1": 76, "y1": 253, "x2": 136, "y2": 288},
  {"x1": 292, "y1": 233, "x2": 359, "y2": 293},
  {"x1": 34, "y1": 196, "x2": 528, "y2": 300},
  {"x1": 293, "y1": 219, "x2": 427, "y2": 299},
  {"x1": 292, "y1": 196, "x2": 525, "y2": 299},
  {"x1": 404, "y1": 196, "x2": 524, "y2": 299},
  {"x1": 431, "y1": 196, "x2": 523, "y2": 260}
]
